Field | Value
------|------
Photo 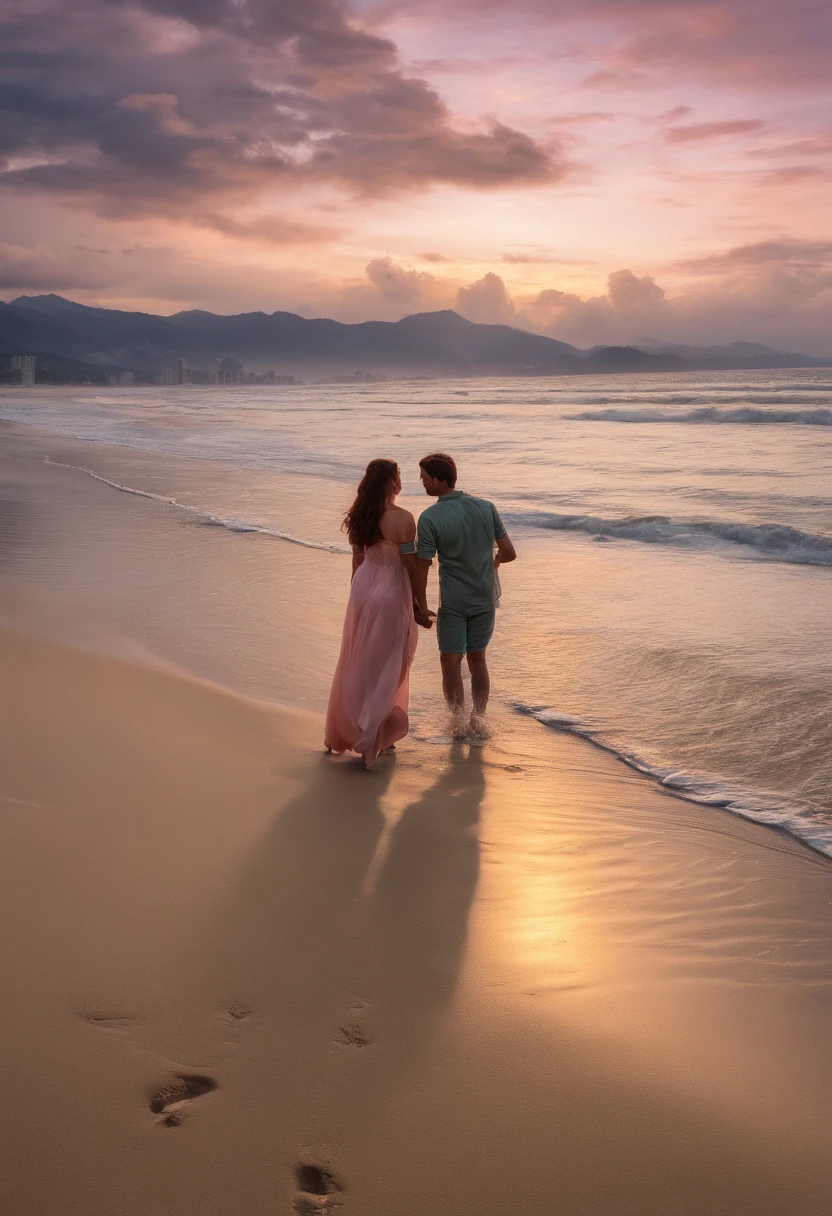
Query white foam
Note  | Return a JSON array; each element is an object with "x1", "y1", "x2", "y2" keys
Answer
[
  {"x1": 508, "y1": 508, "x2": 832, "y2": 567},
  {"x1": 513, "y1": 703, "x2": 832, "y2": 858},
  {"x1": 43, "y1": 457, "x2": 350, "y2": 554},
  {"x1": 570, "y1": 405, "x2": 832, "y2": 424}
]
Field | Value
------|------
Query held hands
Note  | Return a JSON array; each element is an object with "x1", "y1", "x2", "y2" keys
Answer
[{"x1": 414, "y1": 604, "x2": 435, "y2": 629}]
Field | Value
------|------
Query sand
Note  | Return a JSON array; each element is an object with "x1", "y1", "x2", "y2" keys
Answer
[{"x1": 3, "y1": 620, "x2": 832, "y2": 1216}]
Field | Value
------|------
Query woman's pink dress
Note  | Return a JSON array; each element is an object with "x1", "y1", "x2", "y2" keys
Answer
[{"x1": 325, "y1": 541, "x2": 418, "y2": 764}]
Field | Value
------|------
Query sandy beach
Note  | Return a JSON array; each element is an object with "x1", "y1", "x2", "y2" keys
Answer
[
  {"x1": 2, "y1": 0, "x2": 831, "y2": 1200},
  {"x1": 4, "y1": 601, "x2": 832, "y2": 1213},
  {"x1": 1, "y1": 418, "x2": 831, "y2": 1215}
]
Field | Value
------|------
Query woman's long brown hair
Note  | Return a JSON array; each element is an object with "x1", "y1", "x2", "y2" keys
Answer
[{"x1": 343, "y1": 459, "x2": 399, "y2": 548}]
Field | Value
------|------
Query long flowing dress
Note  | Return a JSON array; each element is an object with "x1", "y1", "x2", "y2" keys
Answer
[{"x1": 325, "y1": 540, "x2": 418, "y2": 765}]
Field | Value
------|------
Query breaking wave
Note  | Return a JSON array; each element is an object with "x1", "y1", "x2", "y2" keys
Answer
[
  {"x1": 569, "y1": 406, "x2": 832, "y2": 424},
  {"x1": 508, "y1": 508, "x2": 832, "y2": 566},
  {"x1": 513, "y1": 703, "x2": 832, "y2": 858}
]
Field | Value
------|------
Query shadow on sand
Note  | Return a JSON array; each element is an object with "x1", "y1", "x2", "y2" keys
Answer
[{"x1": 189, "y1": 742, "x2": 484, "y2": 1128}]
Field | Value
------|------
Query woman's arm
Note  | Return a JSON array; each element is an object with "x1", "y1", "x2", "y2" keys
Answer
[
  {"x1": 392, "y1": 510, "x2": 433, "y2": 628},
  {"x1": 400, "y1": 554, "x2": 432, "y2": 626},
  {"x1": 351, "y1": 544, "x2": 365, "y2": 579}
]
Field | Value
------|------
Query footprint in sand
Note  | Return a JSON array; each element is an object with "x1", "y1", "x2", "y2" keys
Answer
[
  {"x1": 78, "y1": 1009, "x2": 147, "y2": 1032},
  {"x1": 334, "y1": 1020, "x2": 371, "y2": 1048},
  {"x1": 334, "y1": 999, "x2": 372, "y2": 1049},
  {"x1": 293, "y1": 1164, "x2": 344, "y2": 1213},
  {"x1": 149, "y1": 1074, "x2": 218, "y2": 1127}
]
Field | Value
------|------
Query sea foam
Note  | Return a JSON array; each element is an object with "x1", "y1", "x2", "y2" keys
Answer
[
  {"x1": 43, "y1": 458, "x2": 350, "y2": 554},
  {"x1": 507, "y1": 508, "x2": 832, "y2": 566},
  {"x1": 512, "y1": 703, "x2": 832, "y2": 859}
]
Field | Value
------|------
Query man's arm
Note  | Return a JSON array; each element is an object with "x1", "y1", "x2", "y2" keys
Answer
[
  {"x1": 495, "y1": 532, "x2": 517, "y2": 566},
  {"x1": 490, "y1": 502, "x2": 516, "y2": 567}
]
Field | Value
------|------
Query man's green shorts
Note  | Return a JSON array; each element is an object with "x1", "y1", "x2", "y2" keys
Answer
[{"x1": 436, "y1": 606, "x2": 496, "y2": 655}]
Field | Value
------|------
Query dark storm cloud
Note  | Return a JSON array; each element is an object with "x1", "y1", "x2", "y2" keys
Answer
[{"x1": 0, "y1": 0, "x2": 560, "y2": 225}]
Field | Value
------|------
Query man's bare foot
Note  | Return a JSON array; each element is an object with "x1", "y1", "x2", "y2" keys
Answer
[
  {"x1": 469, "y1": 713, "x2": 491, "y2": 740},
  {"x1": 449, "y1": 707, "x2": 469, "y2": 741}
]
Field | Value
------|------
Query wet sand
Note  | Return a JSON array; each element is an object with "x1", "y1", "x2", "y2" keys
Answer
[{"x1": 3, "y1": 618, "x2": 832, "y2": 1215}]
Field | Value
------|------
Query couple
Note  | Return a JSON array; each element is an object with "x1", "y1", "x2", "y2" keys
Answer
[{"x1": 325, "y1": 451, "x2": 517, "y2": 768}]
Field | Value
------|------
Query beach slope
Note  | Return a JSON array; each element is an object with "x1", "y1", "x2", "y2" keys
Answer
[{"x1": 2, "y1": 625, "x2": 832, "y2": 1215}]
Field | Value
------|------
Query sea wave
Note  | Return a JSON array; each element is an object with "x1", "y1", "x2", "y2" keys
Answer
[
  {"x1": 43, "y1": 457, "x2": 350, "y2": 554},
  {"x1": 508, "y1": 508, "x2": 832, "y2": 566},
  {"x1": 569, "y1": 406, "x2": 832, "y2": 424},
  {"x1": 512, "y1": 703, "x2": 832, "y2": 858}
]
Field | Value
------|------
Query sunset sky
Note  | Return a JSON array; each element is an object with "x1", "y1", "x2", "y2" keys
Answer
[{"x1": 2, "y1": 0, "x2": 831, "y2": 351}]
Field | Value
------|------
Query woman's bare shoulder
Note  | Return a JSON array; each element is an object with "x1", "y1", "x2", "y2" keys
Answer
[{"x1": 380, "y1": 504, "x2": 416, "y2": 542}]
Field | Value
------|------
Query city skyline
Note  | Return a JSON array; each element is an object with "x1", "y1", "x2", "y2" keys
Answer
[{"x1": 1, "y1": 0, "x2": 831, "y2": 352}]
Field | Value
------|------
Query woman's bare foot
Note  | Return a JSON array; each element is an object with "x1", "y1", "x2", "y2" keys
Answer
[{"x1": 379, "y1": 744, "x2": 396, "y2": 755}]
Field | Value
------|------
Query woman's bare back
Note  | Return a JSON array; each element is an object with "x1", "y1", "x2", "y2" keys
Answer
[{"x1": 378, "y1": 503, "x2": 416, "y2": 547}]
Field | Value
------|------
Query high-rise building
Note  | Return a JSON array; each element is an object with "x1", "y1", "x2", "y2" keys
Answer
[
  {"x1": 177, "y1": 357, "x2": 188, "y2": 385},
  {"x1": 11, "y1": 355, "x2": 36, "y2": 385},
  {"x1": 161, "y1": 367, "x2": 176, "y2": 385},
  {"x1": 119, "y1": 371, "x2": 135, "y2": 386},
  {"x1": 216, "y1": 354, "x2": 244, "y2": 384}
]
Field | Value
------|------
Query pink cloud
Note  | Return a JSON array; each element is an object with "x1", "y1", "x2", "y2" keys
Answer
[
  {"x1": 664, "y1": 120, "x2": 767, "y2": 143},
  {"x1": 456, "y1": 271, "x2": 517, "y2": 324}
]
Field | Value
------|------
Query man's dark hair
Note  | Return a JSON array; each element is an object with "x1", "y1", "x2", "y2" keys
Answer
[{"x1": 419, "y1": 452, "x2": 457, "y2": 488}]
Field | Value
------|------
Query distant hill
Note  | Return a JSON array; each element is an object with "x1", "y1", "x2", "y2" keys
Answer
[
  {"x1": 3, "y1": 295, "x2": 830, "y2": 379},
  {"x1": 0, "y1": 327, "x2": 124, "y2": 385},
  {"x1": 631, "y1": 339, "x2": 830, "y2": 370}
]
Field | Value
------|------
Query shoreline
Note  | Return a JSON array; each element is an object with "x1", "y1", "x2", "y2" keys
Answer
[
  {"x1": 2, "y1": 419, "x2": 831, "y2": 864},
  {"x1": 3, "y1": 621, "x2": 832, "y2": 1213}
]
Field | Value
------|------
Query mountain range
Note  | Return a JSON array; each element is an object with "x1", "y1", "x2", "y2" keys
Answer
[{"x1": 2, "y1": 294, "x2": 830, "y2": 382}]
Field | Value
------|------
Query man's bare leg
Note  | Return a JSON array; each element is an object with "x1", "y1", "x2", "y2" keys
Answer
[
  {"x1": 440, "y1": 652, "x2": 465, "y2": 709},
  {"x1": 467, "y1": 649, "x2": 490, "y2": 715},
  {"x1": 467, "y1": 648, "x2": 490, "y2": 734}
]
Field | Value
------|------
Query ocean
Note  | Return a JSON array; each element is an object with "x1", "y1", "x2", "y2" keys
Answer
[{"x1": 2, "y1": 366, "x2": 831, "y2": 854}]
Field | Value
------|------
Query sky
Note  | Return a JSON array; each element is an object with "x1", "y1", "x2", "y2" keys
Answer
[{"x1": 1, "y1": 0, "x2": 831, "y2": 351}]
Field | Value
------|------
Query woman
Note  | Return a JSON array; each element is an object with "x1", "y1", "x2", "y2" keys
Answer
[{"x1": 325, "y1": 459, "x2": 430, "y2": 769}]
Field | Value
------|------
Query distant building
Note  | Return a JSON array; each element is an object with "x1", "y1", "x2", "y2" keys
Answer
[
  {"x1": 177, "y1": 357, "x2": 188, "y2": 385},
  {"x1": 216, "y1": 354, "x2": 244, "y2": 385},
  {"x1": 9, "y1": 355, "x2": 35, "y2": 385},
  {"x1": 161, "y1": 367, "x2": 177, "y2": 385},
  {"x1": 119, "y1": 371, "x2": 135, "y2": 386},
  {"x1": 333, "y1": 370, "x2": 389, "y2": 384}
]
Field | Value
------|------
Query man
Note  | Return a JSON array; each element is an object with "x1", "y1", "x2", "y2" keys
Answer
[{"x1": 411, "y1": 452, "x2": 516, "y2": 732}]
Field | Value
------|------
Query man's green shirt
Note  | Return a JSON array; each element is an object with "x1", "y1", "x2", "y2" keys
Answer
[{"x1": 416, "y1": 490, "x2": 507, "y2": 614}]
